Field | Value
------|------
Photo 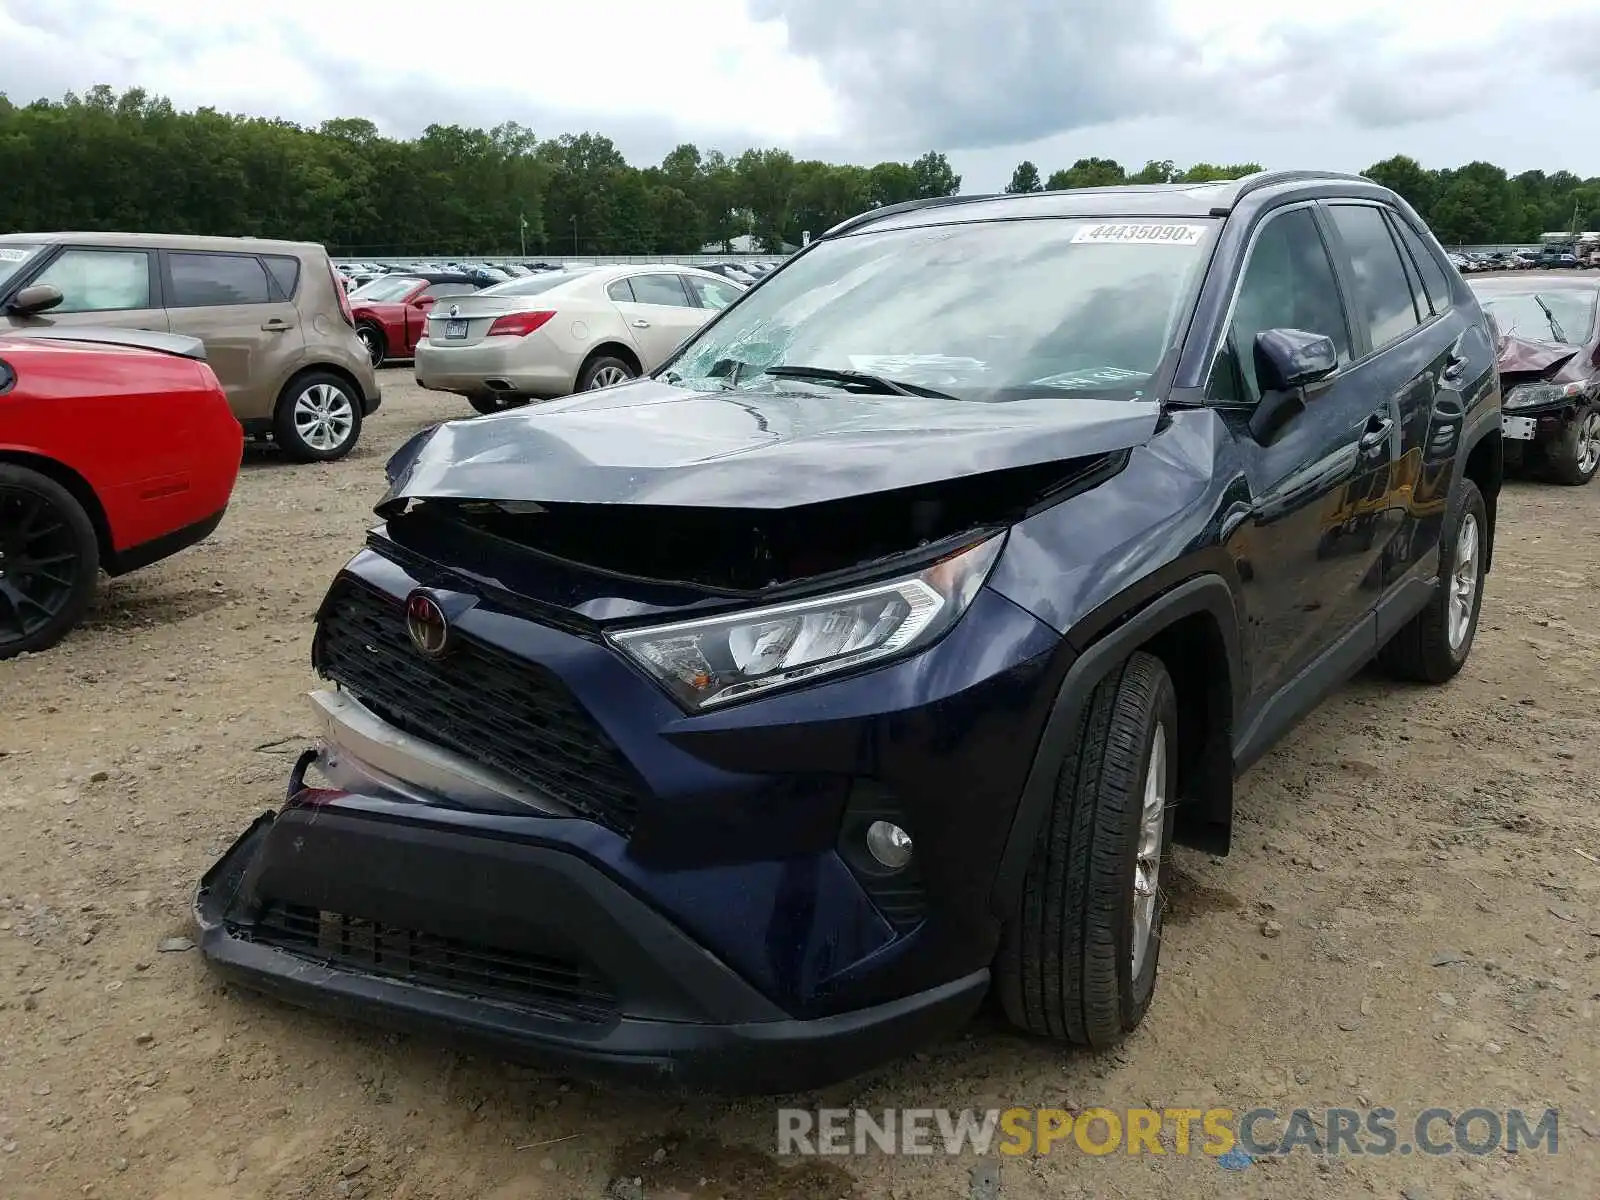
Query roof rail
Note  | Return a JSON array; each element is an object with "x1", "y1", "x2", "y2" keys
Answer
[
  {"x1": 820, "y1": 193, "x2": 1000, "y2": 241},
  {"x1": 1223, "y1": 169, "x2": 1377, "y2": 208}
]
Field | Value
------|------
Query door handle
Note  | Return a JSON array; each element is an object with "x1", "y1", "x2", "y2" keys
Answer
[
  {"x1": 631, "y1": 319, "x2": 650, "y2": 329},
  {"x1": 1358, "y1": 414, "x2": 1394, "y2": 450},
  {"x1": 261, "y1": 318, "x2": 293, "y2": 332},
  {"x1": 1441, "y1": 353, "x2": 1468, "y2": 383}
]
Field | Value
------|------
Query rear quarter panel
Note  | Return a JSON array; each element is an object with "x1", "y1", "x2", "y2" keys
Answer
[{"x1": 0, "y1": 341, "x2": 242, "y2": 552}]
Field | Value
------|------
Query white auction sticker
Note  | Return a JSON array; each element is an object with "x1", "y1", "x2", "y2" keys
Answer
[
  {"x1": 1071, "y1": 223, "x2": 1206, "y2": 246},
  {"x1": 0, "y1": 247, "x2": 34, "y2": 262}
]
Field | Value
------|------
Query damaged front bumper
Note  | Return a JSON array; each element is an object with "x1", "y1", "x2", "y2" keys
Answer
[{"x1": 193, "y1": 771, "x2": 988, "y2": 1093}]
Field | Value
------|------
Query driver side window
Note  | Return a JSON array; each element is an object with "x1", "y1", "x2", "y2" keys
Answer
[{"x1": 1213, "y1": 208, "x2": 1351, "y2": 404}]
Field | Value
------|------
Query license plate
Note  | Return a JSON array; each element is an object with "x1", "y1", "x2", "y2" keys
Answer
[
  {"x1": 444, "y1": 319, "x2": 468, "y2": 339},
  {"x1": 1502, "y1": 415, "x2": 1537, "y2": 440}
]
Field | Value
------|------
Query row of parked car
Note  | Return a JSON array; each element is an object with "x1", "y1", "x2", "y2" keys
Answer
[
  {"x1": 1449, "y1": 246, "x2": 1600, "y2": 272},
  {"x1": 335, "y1": 257, "x2": 783, "y2": 292}
]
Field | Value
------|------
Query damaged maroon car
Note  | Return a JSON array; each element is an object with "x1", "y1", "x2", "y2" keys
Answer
[{"x1": 1469, "y1": 274, "x2": 1600, "y2": 484}]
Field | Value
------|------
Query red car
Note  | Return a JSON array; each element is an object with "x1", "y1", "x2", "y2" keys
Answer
[
  {"x1": 349, "y1": 273, "x2": 486, "y2": 367},
  {"x1": 0, "y1": 328, "x2": 243, "y2": 658}
]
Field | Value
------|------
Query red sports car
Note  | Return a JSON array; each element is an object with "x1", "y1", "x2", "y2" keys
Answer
[
  {"x1": 349, "y1": 273, "x2": 486, "y2": 367},
  {"x1": 0, "y1": 328, "x2": 243, "y2": 658}
]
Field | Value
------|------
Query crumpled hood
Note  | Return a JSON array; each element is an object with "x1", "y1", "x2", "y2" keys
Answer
[
  {"x1": 1495, "y1": 332, "x2": 1580, "y2": 379},
  {"x1": 381, "y1": 378, "x2": 1161, "y2": 510}
]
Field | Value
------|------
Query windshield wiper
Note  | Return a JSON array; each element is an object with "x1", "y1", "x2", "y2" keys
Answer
[
  {"x1": 763, "y1": 364, "x2": 961, "y2": 401},
  {"x1": 1532, "y1": 294, "x2": 1568, "y2": 343}
]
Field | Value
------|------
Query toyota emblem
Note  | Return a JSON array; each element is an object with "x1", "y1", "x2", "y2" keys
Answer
[{"x1": 405, "y1": 591, "x2": 451, "y2": 658}]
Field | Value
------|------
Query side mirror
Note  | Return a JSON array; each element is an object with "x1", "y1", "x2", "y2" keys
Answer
[
  {"x1": 7, "y1": 283, "x2": 64, "y2": 316},
  {"x1": 1249, "y1": 328, "x2": 1338, "y2": 442}
]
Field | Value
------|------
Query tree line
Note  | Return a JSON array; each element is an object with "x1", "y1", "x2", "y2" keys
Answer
[{"x1": 1, "y1": 88, "x2": 1595, "y2": 255}]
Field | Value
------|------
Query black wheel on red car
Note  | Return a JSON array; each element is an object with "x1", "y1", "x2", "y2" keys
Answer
[
  {"x1": 0, "y1": 465, "x2": 100, "y2": 660},
  {"x1": 1547, "y1": 406, "x2": 1600, "y2": 486},
  {"x1": 356, "y1": 323, "x2": 386, "y2": 368},
  {"x1": 996, "y1": 650, "x2": 1178, "y2": 1048}
]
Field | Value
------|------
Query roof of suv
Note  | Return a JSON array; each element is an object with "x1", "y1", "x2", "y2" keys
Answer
[
  {"x1": 0, "y1": 231, "x2": 326, "y2": 254},
  {"x1": 822, "y1": 170, "x2": 1390, "y2": 240}
]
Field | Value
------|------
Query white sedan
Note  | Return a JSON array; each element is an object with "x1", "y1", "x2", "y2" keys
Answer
[{"x1": 413, "y1": 264, "x2": 746, "y2": 413}]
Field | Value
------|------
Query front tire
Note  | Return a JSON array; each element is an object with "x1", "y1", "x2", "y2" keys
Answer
[
  {"x1": 997, "y1": 651, "x2": 1178, "y2": 1048},
  {"x1": 273, "y1": 372, "x2": 363, "y2": 463},
  {"x1": 0, "y1": 465, "x2": 100, "y2": 660},
  {"x1": 1378, "y1": 477, "x2": 1487, "y2": 683},
  {"x1": 356, "y1": 323, "x2": 386, "y2": 368},
  {"x1": 1547, "y1": 406, "x2": 1600, "y2": 486}
]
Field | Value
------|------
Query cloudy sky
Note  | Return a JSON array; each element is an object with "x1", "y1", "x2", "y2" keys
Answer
[{"x1": 2, "y1": 0, "x2": 1598, "y2": 188}]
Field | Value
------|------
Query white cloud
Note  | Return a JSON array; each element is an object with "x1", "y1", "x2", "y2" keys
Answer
[{"x1": 2, "y1": 0, "x2": 1598, "y2": 187}]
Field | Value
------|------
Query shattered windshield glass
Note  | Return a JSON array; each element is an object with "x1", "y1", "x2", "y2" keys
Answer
[
  {"x1": 663, "y1": 217, "x2": 1219, "y2": 401},
  {"x1": 1477, "y1": 290, "x2": 1598, "y2": 346}
]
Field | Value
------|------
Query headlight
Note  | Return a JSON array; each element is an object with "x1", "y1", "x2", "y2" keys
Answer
[
  {"x1": 609, "y1": 533, "x2": 1006, "y2": 710},
  {"x1": 1505, "y1": 380, "x2": 1587, "y2": 410}
]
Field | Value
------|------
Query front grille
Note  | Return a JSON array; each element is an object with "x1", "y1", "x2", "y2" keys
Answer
[
  {"x1": 241, "y1": 902, "x2": 618, "y2": 1023},
  {"x1": 315, "y1": 576, "x2": 646, "y2": 835}
]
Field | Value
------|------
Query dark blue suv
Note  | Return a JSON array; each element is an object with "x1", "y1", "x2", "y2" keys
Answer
[{"x1": 196, "y1": 171, "x2": 1502, "y2": 1092}]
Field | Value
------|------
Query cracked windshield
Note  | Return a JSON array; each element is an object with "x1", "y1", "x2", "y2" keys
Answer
[
  {"x1": 1478, "y1": 289, "x2": 1598, "y2": 344},
  {"x1": 666, "y1": 218, "x2": 1218, "y2": 402}
]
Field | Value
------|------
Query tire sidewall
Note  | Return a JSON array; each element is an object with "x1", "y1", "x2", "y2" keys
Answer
[
  {"x1": 274, "y1": 373, "x2": 363, "y2": 462},
  {"x1": 1440, "y1": 479, "x2": 1489, "y2": 669},
  {"x1": 1551, "y1": 405, "x2": 1599, "y2": 485},
  {"x1": 579, "y1": 356, "x2": 635, "y2": 392},
  {"x1": 0, "y1": 467, "x2": 99, "y2": 659},
  {"x1": 1118, "y1": 666, "x2": 1180, "y2": 1021},
  {"x1": 356, "y1": 324, "x2": 385, "y2": 367}
]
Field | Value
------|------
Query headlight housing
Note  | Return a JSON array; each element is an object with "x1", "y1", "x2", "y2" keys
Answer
[
  {"x1": 609, "y1": 533, "x2": 1006, "y2": 711},
  {"x1": 1504, "y1": 380, "x2": 1588, "y2": 410}
]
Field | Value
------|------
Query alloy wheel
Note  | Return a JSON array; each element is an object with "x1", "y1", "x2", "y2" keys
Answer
[
  {"x1": 1131, "y1": 721, "x2": 1168, "y2": 979},
  {"x1": 357, "y1": 327, "x2": 383, "y2": 367},
  {"x1": 1447, "y1": 512, "x2": 1480, "y2": 651},
  {"x1": 293, "y1": 383, "x2": 356, "y2": 453},
  {"x1": 1577, "y1": 410, "x2": 1600, "y2": 478},
  {"x1": 0, "y1": 485, "x2": 82, "y2": 648},
  {"x1": 588, "y1": 365, "x2": 631, "y2": 389}
]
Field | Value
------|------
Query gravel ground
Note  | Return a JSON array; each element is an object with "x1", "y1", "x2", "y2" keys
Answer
[{"x1": 1, "y1": 375, "x2": 1597, "y2": 1200}]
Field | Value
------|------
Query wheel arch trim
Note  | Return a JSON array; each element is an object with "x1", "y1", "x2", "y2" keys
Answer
[{"x1": 989, "y1": 572, "x2": 1241, "y2": 918}]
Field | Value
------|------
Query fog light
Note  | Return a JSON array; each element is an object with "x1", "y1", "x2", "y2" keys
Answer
[{"x1": 865, "y1": 820, "x2": 914, "y2": 870}]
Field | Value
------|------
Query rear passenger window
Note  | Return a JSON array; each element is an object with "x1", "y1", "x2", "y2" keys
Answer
[
  {"x1": 1328, "y1": 205, "x2": 1422, "y2": 348},
  {"x1": 1390, "y1": 216, "x2": 1453, "y2": 316},
  {"x1": 606, "y1": 279, "x2": 635, "y2": 302},
  {"x1": 263, "y1": 255, "x2": 301, "y2": 300},
  {"x1": 30, "y1": 249, "x2": 152, "y2": 312},
  {"x1": 627, "y1": 274, "x2": 692, "y2": 307},
  {"x1": 168, "y1": 252, "x2": 272, "y2": 307}
]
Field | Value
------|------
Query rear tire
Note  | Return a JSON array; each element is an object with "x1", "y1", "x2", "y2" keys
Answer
[
  {"x1": 577, "y1": 355, "x2": 636, "y2": 391},
  {"x1": 996, "y1": 651, "x2": 1178, "y2": 1048},
  {"x1": 1547, "y1": 406, "x2": 1600, "y2": 486},
  {"x1": 0, "y1": 465, "x2": 100, "y2": 660},
  {"x1": 273, "y1": 372, "x2": 363, "y2": 463},
  {"x1": 467, "y1": 393, "x2": 506, "y2": 415},
  {"x1": 1378, "y1": 478, "x2": 1487, "y2": 683}
]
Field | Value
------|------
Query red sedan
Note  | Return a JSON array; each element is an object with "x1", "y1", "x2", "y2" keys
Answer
[
  {"x1": 0, "y1": 328, "x2": 242, "y2": 658},
  {"x1": 349, "y1": 273, "x2": 485, "y2": 367}
]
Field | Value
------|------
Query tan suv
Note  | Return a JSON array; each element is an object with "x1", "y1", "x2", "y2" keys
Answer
[{"x1": 0, "y1": 233, "x2": 381, "y2": 461}]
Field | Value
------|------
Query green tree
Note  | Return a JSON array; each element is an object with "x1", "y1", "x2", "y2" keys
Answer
[{"x1": 1005, "y1": 161, "x2": 1043, "y2": 193}]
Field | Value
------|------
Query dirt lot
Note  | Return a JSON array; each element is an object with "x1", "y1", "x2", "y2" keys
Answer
[{"x1": 2, "y1": 375, "x2": 1597, "y2": 1200}]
